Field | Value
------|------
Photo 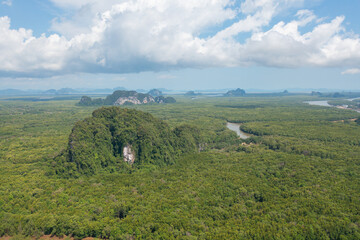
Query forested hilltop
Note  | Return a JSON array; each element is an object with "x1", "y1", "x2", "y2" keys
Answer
[
  {"x1": 0, "y1": 95, "x2": 359, "y2": 239},
  {"x1": 53, "y1": 107, "x2": 201, "y2": 177},
  {"x1": 78, "y1": 90, "x2": 176, "y2": 106}
]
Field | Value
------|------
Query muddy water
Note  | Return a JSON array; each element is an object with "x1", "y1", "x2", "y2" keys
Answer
[
  {"x1": 304, "y1": 100, "x2": 331, "y2": 107},
  {"x1": 226, "y1": 122, "x2": 251, "y2": 139},
  {"x1": 305, "y1": 99, "x2": 360, "y2": 113}
]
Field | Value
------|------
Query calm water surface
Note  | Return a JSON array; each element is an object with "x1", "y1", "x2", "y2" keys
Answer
[
  {"x1": 304, "y1": 101, "x2": 331, "y2": 107},
  {"x1": 226, "y1": 122, "x2": 251, "y2": 139},
  {"x1": 305, "y1": 99, "x2": 360, "y2": 113}
]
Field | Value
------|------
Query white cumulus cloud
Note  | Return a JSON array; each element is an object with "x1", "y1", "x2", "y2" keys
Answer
[
  {"x1": 0, "y1": 0, "x2": 360, "y2": 77},
  {"x1": 1, "y1": 0, "x2": 12, "y2": 6},
  {"x1": 342, "y1": 68, "x2": 360, "y2": 75}
]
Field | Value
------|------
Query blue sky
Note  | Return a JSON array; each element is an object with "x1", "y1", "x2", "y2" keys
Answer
[{"x1": 0, "y1": 0, "x2": 359, "y2": 91}]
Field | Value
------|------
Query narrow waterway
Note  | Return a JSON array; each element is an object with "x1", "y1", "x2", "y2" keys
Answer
[
  {"x1": 304, "y1": 100, "x2": 331, "y2": 107},
  {"x1": 226, "y1": 122, "x2": 251, "y2": 139},
  {"x1": 305, "y1": 99, "x2": 360, "y2": 113}
]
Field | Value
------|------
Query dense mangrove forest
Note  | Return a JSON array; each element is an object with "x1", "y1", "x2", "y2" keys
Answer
[{"x1": 0, "y1": 95, "x2": 359, "y2": 239}]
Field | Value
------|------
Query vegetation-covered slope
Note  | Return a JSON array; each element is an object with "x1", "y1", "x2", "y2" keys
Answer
[{"x1": 53, "y1": 107, "x2": 200, "y2": 177}]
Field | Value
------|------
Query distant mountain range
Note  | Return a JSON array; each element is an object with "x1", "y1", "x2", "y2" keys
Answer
[
  {"x1": 0, "y1": 87, "x2": 127, "y2": 96},
  {"x1": 0, "y1": 87, "x2": 177, "y2": 96},
  {"x1": 1, "y1": 87, "x2": 360, "y2": 96}
]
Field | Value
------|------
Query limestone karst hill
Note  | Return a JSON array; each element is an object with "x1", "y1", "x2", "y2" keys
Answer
[
  {"x1": 53, "y1": 107, "x2": 200, "y2": 177},
  {"x1": 224, "y1": 88, "x2": 246, "y2": 96},
  {"x1": 77, "y1": 90, "x2": 176, "y2": 106}
]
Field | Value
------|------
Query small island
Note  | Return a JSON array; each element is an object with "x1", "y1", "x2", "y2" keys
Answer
[{"x1": 224, "y1": 88, "x2": 246, "y2": 97}]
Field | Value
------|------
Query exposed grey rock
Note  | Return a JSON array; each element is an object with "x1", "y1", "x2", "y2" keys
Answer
[
  {"x1": 78, "y1": 90, "x2": 176, "y2": 106},
  {"x1": 114, "y1": 96, "x2": 155, "y2": 105},
  {"x1": 123, "y1": 144, "x2": 135, "y2": 164}
]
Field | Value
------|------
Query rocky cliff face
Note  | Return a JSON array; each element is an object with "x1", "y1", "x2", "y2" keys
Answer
[
  {"x1": 114, "y1": 96, "x2": 155, "y2": 105},
  {"x1": 123, "y1": 144, "x2": 135, "y2": 164},
  {"x1": 78, "y1": 90, "x2": 176, "y2": 106}
]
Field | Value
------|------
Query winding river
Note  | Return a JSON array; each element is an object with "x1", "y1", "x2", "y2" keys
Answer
[
  {"x1": 226, "y1": 122, "x2": 251, "y2": 139},
  {"x1": 305, "y1": 98, "x2": 360, "y2": 113}
]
